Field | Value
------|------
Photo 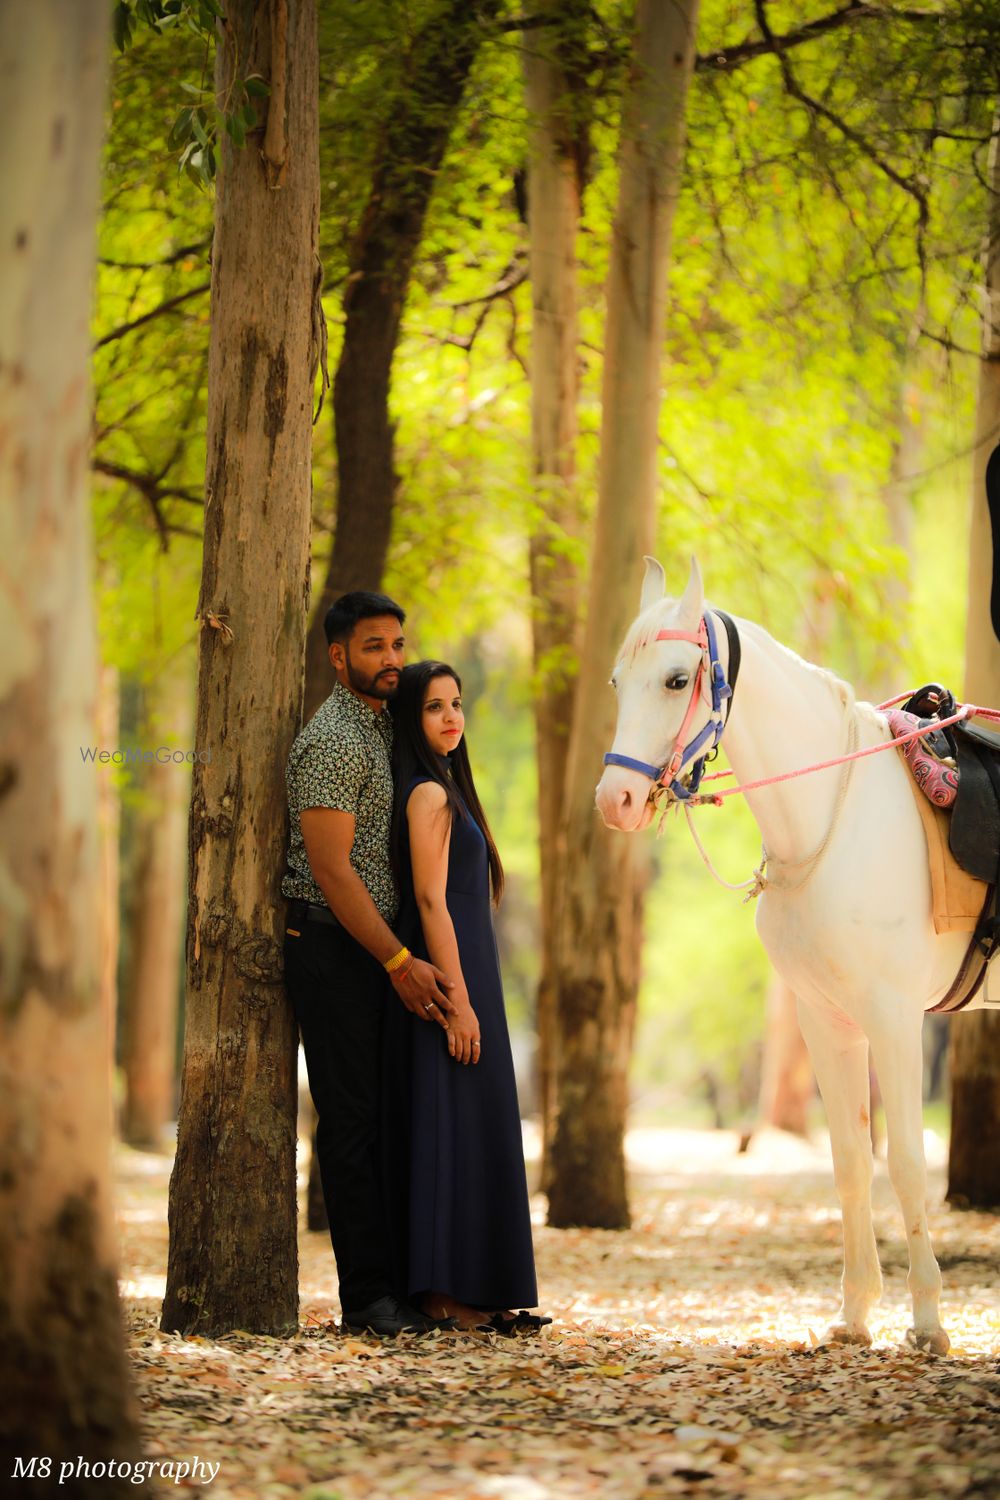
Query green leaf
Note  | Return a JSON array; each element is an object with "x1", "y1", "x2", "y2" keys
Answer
[
  {"x1": 111, "y1": 1, "x2": 134, "y2": 53},
  {"x1": 224, "y1": 112, "x2": 246, "y2": 148},
  {"x1": 183, "y1": 145, "x2": 206, "y2": 187},
  {"x1": 179, "y1": 80, "x2": 204, "y2": 97},
  {"x1": 198, "y1": 0, "x2": 225, "y2": 23},
  {"x1": 168, "y1": 106, "x2": 194, "y2": 149},
  {"x1": 244, "y1": 75, "x2": 270, "y2": 99},
  {"x1": 190, "y1": 109, "x2": 211, "y2": 149}
]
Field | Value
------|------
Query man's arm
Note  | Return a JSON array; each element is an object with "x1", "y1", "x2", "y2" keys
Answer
[{"x1": 300, "y1": 807, "x2": 454, "y2": 1021}]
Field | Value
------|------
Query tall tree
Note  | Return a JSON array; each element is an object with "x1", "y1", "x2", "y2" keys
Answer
[
  {"x1": 120, "y1": 669, "x2": 192, "y2": 1148},
  {"x1": 0, "y1": 0, "x2": 140, "y2": 1484},
  {"x1": 302, "y1": 0, "x2": 503, "y2": 722},
  {"x1": 524, "y1": 0, "x2": 590, "y2": 1180},
  {"x1": 949, "y1": 108, "x2": 1000, "y2": 1210},
  {"x1": 548, "y1": 0, "x2": 702, "y2": 1227},
  {"x1": 161, "y1": 0, "x2": 320, "y2": 1334}
]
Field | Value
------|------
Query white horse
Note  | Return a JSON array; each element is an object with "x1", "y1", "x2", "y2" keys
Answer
[{"x1": 597, "y1": 556, "x2": 991, "y2": 1355}]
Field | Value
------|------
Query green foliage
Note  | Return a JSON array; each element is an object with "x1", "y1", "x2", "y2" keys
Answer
[
  {"x1": 94, "y1": 0, "x2": 995, "y2": 1109},
  {"x1": 113, "y1": 0, "x2": 267, "y2": 187}
]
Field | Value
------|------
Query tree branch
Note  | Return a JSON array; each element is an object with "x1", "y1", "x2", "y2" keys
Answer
[
  {"x1": 92, "y1": 457, "x2": 204, "y2": 505},
  {"x1": 94, "y1": 283, "x2": 211, "y2": 349},
  {"x1": 751, "y1": 0, "x2": 930, "y2": 228},
  {"x1": 444, "y1": 259, "x2": 528, "y2": 310},
  {"x1": 98, "y1": 238, "x2": 211, "y2": 272},
  {"x1": 697, "y1": 1, "x2": 937, "y2": 73}
]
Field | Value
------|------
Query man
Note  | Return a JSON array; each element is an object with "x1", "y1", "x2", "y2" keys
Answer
[{"x1": 282, "y1": 590, "x2": 456, "y2": 1335}]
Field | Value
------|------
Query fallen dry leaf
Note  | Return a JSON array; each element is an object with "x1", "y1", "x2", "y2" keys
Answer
[{"x1": 116, "y1": 1126, "x2": 999, "y2": 1499}]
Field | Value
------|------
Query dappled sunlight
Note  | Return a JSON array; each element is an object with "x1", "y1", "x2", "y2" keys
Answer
[{"x1": 115, "y1": 1127, "x2": 998, "y2": 1498}]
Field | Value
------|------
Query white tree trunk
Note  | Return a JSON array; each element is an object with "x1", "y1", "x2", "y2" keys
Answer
[
  {"x1": 548, "y1": 0, "x2": 701, "y2": 1227},
  {"x1": 0, "y1": 0, "x2": 139, "y2": 1478}
]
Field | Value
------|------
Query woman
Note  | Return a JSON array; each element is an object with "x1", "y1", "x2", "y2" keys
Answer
[{"x1": 383, "y1": 660, "x2": 547, "y2": 1333}]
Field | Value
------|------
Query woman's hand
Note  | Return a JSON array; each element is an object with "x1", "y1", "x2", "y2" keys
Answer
[{"x1": 446, "y1": 997, "x2": 481, "y2": 1065}]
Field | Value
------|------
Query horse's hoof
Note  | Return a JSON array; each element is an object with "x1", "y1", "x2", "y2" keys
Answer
[
  {"x1": 824, "y1": 1322, "x2": 872, "y2": 1347},
  {"x1": 905, "y1": 1326, "x2": 950, "y2": 1355}
]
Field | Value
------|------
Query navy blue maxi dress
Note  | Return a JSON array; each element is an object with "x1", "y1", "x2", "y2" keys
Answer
[{"x1": 382, "y1": 775, "x2": 538, "y2": 1311}]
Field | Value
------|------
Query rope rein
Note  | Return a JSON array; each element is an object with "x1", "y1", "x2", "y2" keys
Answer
[{"x1": 663, "y1": 699, "x2": 1000, "y2": 901}]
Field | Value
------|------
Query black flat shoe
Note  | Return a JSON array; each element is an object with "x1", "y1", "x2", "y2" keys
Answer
[
  {"x1": 477, "y1": 1313, "x2": 519, "y2": 1337},
  {"x1": 478, "y1": 1310, "x2": 553, "y2": 1336},
  {"x1": 510, "y1": 1310, "x2": 553, "y2": 1331},
  {"x1": 341, "y1": 1295, "x2": 457, "y2": 1337}
]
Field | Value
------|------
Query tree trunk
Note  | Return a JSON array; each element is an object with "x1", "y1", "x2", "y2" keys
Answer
[
  {"x1": 547, "y1": 0, "x2": 701, "y2": 1229},
  {"x1": 161, "y1": 0, "x2": 320, "y2": 1335},
  {"x1": 524, "y1": 0, "x2": 589, "y2": 1188},
  {"x1": 98, "y1": 661, "x2": 121, "y2": 1070},
  {"x1": 0, "y1": 2, "x2": 140, "y2": 1485},
  {"x1": 120, "y1": 670, "x2": 192, "y2": 1149},
  {"x1": 757, "y1": 976, "x2": 812, "y2": 1134},
  {"x1": 948, "y1": 108, "x2": 1000, "y2": 1211},
  {"x1": 302, "y1": 0, "x2": 503, "y2": 723}
]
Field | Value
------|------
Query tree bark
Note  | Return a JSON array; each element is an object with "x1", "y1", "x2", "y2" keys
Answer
[
  {"x1": 524, "y1": 0, "x2": 589, "y2": 1187},
  {"x1": 757, "y1": 976, "x2": 813, "y2": 1134},
  {"x1": 547, "y1": 0, "x2": 701, "y2": 1229},
  {"x1": 120, "y1": 670, "x2": 192, "y2": 1149},
  {"x1": 948, "y1": 108, "x2": 1000, "y2": 1211},
  {"x1": 161, "y1": 0, "x2": 319, "y2": 1335},
  {"x1": 0, "y1": 1, "x2": 140, "y2": 1485},
  {"x1": 98, "y1": 661, "x2": 121, "y2": 1070},
  {"x1": 302, "y1": 0, "x2": 502, "y2": 723}
]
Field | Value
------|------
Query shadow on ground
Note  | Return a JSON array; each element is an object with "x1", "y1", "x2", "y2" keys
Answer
[{"x1": 118, "y1": 1127, "x2": 999, "y2": 1499}]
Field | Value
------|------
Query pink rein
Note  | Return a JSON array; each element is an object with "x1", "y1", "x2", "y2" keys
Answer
[{"x1": 683, "y1": 696, "x2": 1000, "y2": 808}]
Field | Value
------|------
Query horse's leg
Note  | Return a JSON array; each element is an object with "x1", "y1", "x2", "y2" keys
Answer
[
  {"x1": 866, "y1": 1013, "x2": 948, "y2": 1354},
  {"x1": 796, "y1": 1001, "x2": 882, "y2": 1344}
]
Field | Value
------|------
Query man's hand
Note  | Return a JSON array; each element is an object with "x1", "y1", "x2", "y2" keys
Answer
[
  {"x1": 391, "y1": 957, "x2": 455, "y2": 1027},
  {"x1": 445, "y1": 1001, "x2": 481, "y2": 1065}
]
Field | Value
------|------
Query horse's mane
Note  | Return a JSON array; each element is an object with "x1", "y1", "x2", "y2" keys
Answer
[
  {"x1": 740, "y1": 619, "x2": 885, "y2": 731},
  {"x1": 617, "y1": 598, "x2": 693, "y2": 665},
  {"x1": 619, "y1": 603, "x2": 884, "y2": 730}
]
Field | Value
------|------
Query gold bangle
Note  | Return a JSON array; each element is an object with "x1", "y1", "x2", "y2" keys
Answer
[{"x1": 383, "y1": 946, "x2": 411, "y2": 974}]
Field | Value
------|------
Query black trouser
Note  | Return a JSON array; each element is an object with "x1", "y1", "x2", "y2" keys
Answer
[{"x1": 283, "y1": 905, "x2": 394, "y2": 1313}]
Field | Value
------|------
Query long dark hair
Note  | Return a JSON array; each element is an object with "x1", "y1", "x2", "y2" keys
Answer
[{"x1": 389, "y1": 661, "x2": 504, "y2": 905}]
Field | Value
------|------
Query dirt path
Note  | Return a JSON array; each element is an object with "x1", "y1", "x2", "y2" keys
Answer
[{"x1": 118, "y1": 1127, "x2": 999, "y2": 1498}]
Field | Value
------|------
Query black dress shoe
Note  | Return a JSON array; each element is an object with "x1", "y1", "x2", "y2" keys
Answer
[{"x1": 341, "y1": 1295, "x2": 456, "y2": 1336}]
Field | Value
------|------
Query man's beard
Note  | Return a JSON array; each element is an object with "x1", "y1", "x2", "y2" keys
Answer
[{"x1": 345, "y1": 647, "x2": 399, "y2": 699}]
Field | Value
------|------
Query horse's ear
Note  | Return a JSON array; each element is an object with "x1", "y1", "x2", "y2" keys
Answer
[
  {"x1": 640, "y1": 556, "x2": 666, "y2": 615},
  {"x1": 678, "y1": 555, "x2": 704, "y2": 630}
]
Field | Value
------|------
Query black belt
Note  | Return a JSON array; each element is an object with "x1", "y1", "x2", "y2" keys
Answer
[{"x1": 288, "y1": 898, "x2": 340, "y2": 929}]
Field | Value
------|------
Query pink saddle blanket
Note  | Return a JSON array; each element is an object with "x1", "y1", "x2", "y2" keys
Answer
[{"x1": 886, "y1": 708, "x2": 959, "y2": 808}]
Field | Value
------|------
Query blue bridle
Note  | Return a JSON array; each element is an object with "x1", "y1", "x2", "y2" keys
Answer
[{"x1": 603, "y1": 610, "x2": 740, "y2": 803}]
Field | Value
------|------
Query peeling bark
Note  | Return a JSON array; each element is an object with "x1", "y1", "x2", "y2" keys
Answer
[
  {"x1": 161, "y1": 0, "x2": 319, "y2": 1335},
  {"x1": 0, "y1": 1, "x2": 139, "y2": 1482}
]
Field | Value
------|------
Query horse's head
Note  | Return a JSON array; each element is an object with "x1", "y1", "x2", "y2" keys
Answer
[{"x1": 596, "y1": 555, "x2": 710, "y2": 831}]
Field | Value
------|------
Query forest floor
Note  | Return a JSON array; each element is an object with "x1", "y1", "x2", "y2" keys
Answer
[{"x1": 118, "y1": 1125, "x2": 999, "y2": 1500}]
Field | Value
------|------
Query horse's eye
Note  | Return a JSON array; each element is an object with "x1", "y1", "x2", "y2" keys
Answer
[{"x1": 665, "y1": 672, "x2": 690, "y2": 692}]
